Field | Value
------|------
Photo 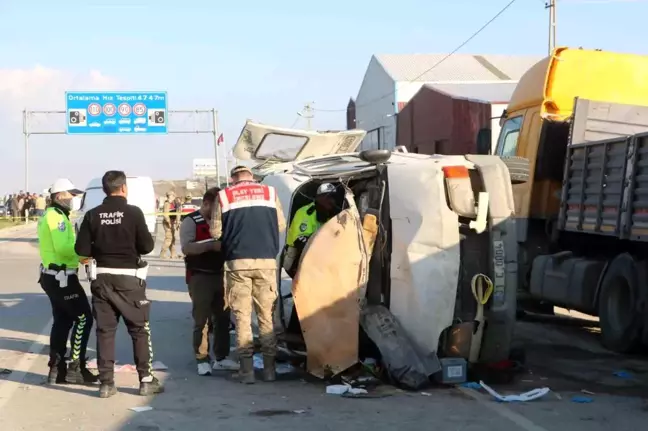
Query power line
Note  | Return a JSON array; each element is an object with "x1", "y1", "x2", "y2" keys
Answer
[{"x1": 312, "y1": 0, "x2": 520, "y2": 113}]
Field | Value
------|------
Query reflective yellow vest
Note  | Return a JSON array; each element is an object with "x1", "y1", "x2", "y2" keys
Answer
[
  {"x1": 37, "y1": 207, "x2": 79, "y2": 269},
  {"x1": 286, "y1": 203, "x2": 321, "y2": 247}
]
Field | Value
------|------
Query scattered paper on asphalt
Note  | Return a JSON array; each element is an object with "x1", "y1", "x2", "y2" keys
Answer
[
  {"x1": 252, "y1": 354, "x2": 295, "y2": 374},
  {"x1": 129, "y1": 406, "x2": 153, "y2": 412},
  {"x1": 326, "y1": 384, "x2": 351, "y2": 395},
  {"x1": 479, "y1": 380, "x2": 550, "y2": 402}
]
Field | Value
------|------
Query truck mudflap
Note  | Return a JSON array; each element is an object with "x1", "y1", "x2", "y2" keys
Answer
[{"x1": 465, "y1": 155, "x2": 518, "y2": 363}]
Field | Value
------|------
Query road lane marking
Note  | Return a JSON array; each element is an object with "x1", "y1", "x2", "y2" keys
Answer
[
  {"x1": 457, "y1": 387, "x2": 550, "y2": 431},
  {"x1": 0, "y1": 318, "x2": 52, "y2": 412}
]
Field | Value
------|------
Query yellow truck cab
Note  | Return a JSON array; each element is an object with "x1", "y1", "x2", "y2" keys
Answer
[
  {"x1": 490, "y1": 47, "x2": 648, "y2": 352},
  {"x1": 497, "y1": 47, "x2": 648, "y2": 220}
]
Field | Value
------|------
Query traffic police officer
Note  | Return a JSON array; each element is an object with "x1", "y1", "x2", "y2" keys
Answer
[
  {"x1": 75, "y1": 170, "x2": 160, "y2": 398},
  {"x1": 210, "y1": 165, "x2": 286, "y2": 384},
  {"x1": 283, "y1": 183, "x2": 337, "y2": 277},
  {"x1": 160, "y1": 191, "x2": 179, "y2": 259},
  {"x1": 38, "y1": 178, "x2": 98, "y2": 385}
]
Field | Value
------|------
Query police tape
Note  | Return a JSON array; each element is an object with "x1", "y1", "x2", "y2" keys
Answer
[{"x1": 0, "y1": 212, "x2": 190, "y2": 220}]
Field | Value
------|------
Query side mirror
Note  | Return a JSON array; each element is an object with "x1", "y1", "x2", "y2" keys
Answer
[{"x1": 476, "y1": 128, "x2": 492, "y2": 155}]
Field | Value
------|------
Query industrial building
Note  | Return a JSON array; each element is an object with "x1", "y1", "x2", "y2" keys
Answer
[
  {"x1": 350, "y1": 53, "x2": 543, "y2": 151},
  {"x1": 396, "y1": 82, "x2": 518, "y2": 155}
]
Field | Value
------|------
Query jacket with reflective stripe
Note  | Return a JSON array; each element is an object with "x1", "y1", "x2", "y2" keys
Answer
[
  {"x1": 286, "y1": 203, "x2": 321, "y2": 247},
  {"x1": 37, "y1": 206, "x2": 79, "y2": 269}
]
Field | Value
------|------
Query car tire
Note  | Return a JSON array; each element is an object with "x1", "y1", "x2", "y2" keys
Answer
[
  {"x1": 500, "y1": 156, "x2": 530, "y2": 184},
  {"x1": 598, "y1": 253, "x2": 643, "y2": 353}
]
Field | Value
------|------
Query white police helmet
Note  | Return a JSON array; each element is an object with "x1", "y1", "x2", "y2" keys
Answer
[{"x1": 316, "y1": 183, "x2": 336, "y2": 195}]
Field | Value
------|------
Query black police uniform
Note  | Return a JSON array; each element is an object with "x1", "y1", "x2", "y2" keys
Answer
[{"x1": 74, "y1": 195, "x2": 159, "y2": 396}]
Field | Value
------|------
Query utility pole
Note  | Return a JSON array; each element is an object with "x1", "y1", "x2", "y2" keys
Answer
[
  {"x1": 297, "y1": 102, "x2": 315, "y2": 130},
  {"x1": 546, "y1": 0, "x2": 556, "y2": 54}
]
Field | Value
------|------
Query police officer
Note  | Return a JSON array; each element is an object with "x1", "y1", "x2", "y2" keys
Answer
[
  {"x1": 283, "y1": 183, "x2": 337, "y2": 278},
  {"x1": 160, "y1": 191, "x2": 179, "y2": 259},
  {"x1": 75, "y1": 170, "x2": 160, "y2": 398},
  {"x1": 37, "y1": 178, "x2": 98, "y2": 385},
  {"x1": 210, "y1": 166, "x2": 286, "y2": 384}
]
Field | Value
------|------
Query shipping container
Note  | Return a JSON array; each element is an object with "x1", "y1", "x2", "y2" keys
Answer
[{"x1": 396, "y1": 85, "x2": 491, "y2": 155}]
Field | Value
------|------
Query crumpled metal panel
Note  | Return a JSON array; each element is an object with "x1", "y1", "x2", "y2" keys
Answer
[{"x1": 292, "y1": 205, "x2": 366, "y2": 379}]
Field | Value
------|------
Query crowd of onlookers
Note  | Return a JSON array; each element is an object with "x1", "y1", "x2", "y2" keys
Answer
[{"x1": 1, "y1": 192, "x2": 49, "y2": 220}]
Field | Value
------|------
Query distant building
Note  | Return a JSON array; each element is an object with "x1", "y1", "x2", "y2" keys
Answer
[
  {"x1": 351, "y1": 53, "x2": 543, "y2": 151},
  {"x1": 192, "y1": 158, "x2": 217, "y2": 179}
]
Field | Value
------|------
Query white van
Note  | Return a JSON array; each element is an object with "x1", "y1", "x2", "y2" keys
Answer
[
  {"x1": 73, "y1": 176, "x2": 157, "y2": 238},
  {"x1": 232, "y1": 121, "x2": 518, "y2": 381}
]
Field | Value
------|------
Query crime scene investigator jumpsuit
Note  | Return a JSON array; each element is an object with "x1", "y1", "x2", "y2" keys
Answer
[
  {"x1": 211, "y1": 180, "x2": 286, "y2": 381},
  {"x1": 37, "y1": 204, "x2": 93, "y2": 374},
  {"x1": 75, "y1": 195, "x2": 156, "y2": 385}
]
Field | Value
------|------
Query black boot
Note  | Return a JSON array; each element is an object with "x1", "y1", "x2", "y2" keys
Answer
[
  {"x1": 65, "y1": 361, "x2": 99, "y2": 384},
  {"x1": 99, "y1": 383, "x2": 118, "y2": 398},
  {"x1": 47, "y1": 355, "x2": 67, "y2": 385},
  {"x1": 139, "y1": 376, "x2": 164, "y2": 396}
]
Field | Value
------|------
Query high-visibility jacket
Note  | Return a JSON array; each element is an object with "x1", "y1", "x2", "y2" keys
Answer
[
  {"x1": 37, "y1": 206, "x2": 79, "y2": 269},
  {"x1": 286, "y1": 203, "x2": 321, "y2": 247}
]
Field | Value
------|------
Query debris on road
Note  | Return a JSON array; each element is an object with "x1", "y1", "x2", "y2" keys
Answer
[
  {"x1": 460, "y1": 382, "x2": 482, "y2": 390},
  {"x1": 325, "y1": 384, "x2": 369, "y2": 396},
  {"x1": 613, "y1": 370, "x2": 633, "y2": 379},
  {"x1": 129, "y1": 406, "x2": 154, "y2": 413},
  {"x1": 252, "y1": 354, "x2": 295, "y2": 374},
  {"x1": 326, "y1": 384, "x2": 352, "y2": 395},
  {"x1": 480, "y1": 380, "x2": 550, "y2": 402},
  {"x1": 360, "y1": 305, "x2": 441, "y2": 391},
  {"x1": 571, "y1": 396, "x2": 594, "y2": 404}
]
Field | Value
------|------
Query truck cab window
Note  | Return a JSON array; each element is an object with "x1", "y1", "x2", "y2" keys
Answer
[{"x1": 496, "y1": 116, "x2": 523, "y2": 157}]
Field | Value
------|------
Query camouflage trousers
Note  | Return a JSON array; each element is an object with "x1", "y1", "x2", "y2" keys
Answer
[
  {"x1": 225, "y1": 269, "x2": 277, "y2": 359},
  {"x1": 161, "y1": 223, "x2": 176, "y2": 257}
]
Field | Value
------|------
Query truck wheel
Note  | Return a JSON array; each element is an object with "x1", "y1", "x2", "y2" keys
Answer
[
  {"x1": 500, "y1": 156, "x2": 530, "y2": 184},
  {"x1": 598, "y1": 254, "x2": 643, "y2": 353}
]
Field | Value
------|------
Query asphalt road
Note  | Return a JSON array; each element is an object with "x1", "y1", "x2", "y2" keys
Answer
[{"x1": 0, "y1": 223, "x2": 646, "y2": 430}]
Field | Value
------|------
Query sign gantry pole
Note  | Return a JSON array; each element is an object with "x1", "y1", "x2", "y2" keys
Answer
[
  {"x1": 212, "y1": 109, "x2": 221, "y2": 186},
  {"x1": 22, "y1": 92, "x2": 219, "y2": 192}
]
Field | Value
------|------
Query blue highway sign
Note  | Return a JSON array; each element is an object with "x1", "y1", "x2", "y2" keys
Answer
[{"x1": 65, "y1": 91, "x2": 168, "y2": 135}]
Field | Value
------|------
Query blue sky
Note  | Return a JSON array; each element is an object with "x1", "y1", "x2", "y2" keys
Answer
[{"x1": 1, "y1": 0, "x2": 647, "y2": 193}]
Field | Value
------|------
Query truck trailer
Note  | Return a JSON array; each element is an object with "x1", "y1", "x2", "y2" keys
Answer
[{"x1": 484, "y1": 47, "x2": 648, "y2": 353}]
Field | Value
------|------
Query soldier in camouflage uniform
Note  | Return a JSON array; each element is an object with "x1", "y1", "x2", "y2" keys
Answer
[
  {"x1": 160, "y1": 191, "x2": 180, "y2": 259},
  {"x1": 210, "y1": 166, "x2": 285, "y2": 384}
]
